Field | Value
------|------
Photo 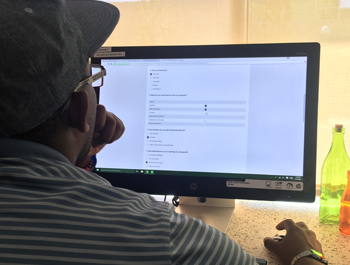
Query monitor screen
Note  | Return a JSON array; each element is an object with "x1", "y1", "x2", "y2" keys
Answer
[{"x1": 91, "y1": 43, "x2": 320, "y2": 203}]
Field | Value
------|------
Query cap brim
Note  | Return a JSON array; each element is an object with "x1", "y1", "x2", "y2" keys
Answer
[{"x1": 67, "y1": 0, "x2": 120, "y2": 57}]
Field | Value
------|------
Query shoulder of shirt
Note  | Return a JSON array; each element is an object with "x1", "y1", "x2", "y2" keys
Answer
[{"x1": 0, "y1": 152, "x2": 172, "y2": 213}]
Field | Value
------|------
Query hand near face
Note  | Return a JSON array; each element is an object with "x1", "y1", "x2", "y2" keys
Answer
[
  {"x1": 92, "y1": 104, "x2": 125, "y2": 151},
  {"x1": 75, "y1": 104, "x2": 124, "y2": 168}
]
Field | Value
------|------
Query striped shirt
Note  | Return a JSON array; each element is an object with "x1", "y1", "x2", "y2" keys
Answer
[{"x1": 0, "y1": 138, "x2": 258, "y2": 265}]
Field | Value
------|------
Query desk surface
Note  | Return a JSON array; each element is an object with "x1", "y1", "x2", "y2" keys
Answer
[{"x1": 227, "y1": 198, "x2": 350, "y2": 265}]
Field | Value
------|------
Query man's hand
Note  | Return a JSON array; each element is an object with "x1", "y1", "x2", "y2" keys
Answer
[
  {"x1": 75, "y1": 104, "x2": 124, "y2": 168},
  {"x1": 91, "y1": 104, "x2": 124, "y2": 152},
  {"x1": 263, "y1": 219, "x2": 324, "y2": 265}
]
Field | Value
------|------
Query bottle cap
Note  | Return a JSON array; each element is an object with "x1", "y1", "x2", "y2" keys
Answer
[{"x1": 335, "y1": 124, "x2": 343, "y2": 132}]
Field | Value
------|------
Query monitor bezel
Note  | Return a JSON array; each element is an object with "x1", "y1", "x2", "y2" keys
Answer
[{"x1": 91, "y1": 43, "x2": 320, "y2": 203}]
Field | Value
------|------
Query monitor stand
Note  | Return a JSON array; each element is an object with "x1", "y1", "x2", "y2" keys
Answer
[{"x1": 174, "y1": 197, "x2": 236, "y2": 233}]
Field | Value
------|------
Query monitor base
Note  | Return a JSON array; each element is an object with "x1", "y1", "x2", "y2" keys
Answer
[{"x1": 175, "y1": 197, "x2": 235, "y2": 233}]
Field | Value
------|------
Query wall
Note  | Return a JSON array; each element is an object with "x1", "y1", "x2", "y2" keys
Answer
[
  {"x1": 104, "y1": 0, "x2": 246, "y2": 46},
  {"x1": 247, "y1": 0, "x2": 350, "y2": 186}
]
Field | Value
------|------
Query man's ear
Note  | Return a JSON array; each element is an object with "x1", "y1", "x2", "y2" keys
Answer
[{"x1": 67, "y1": 91, "x2": 89, "y2": 133}]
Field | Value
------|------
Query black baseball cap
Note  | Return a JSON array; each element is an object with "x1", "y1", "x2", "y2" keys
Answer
[{"x1": 0, "y1": 0, "x2": 120, "y2": 137}]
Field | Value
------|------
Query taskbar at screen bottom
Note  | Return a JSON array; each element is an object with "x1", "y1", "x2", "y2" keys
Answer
[
  {"x1": 95, "y1": 168, "x2": 304, "y2": 192},
  {"x1": 94, "y1": 167, "x2": 303, "y2": 182}
]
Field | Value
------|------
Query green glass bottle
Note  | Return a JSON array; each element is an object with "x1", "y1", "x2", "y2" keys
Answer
[{"x1": 319, "y1": 124, "x2": 350, "y2": 224}]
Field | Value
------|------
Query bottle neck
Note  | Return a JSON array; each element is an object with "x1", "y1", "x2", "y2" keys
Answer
[{"x1": 331, "y1": 128, "x2": 345, "y2": 147}]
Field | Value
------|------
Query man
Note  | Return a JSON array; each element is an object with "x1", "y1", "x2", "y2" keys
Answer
[{"x1": 0, "y1": 1, "x2": 325, "y2": 264}]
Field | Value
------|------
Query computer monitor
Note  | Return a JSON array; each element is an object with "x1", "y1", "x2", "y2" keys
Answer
[{"x1": 91, "y1": 43, "x2": 320, "y2": 220}]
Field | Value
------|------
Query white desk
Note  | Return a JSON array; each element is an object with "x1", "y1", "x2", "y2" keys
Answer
[
  {"x1": 154, "y1": 195, "x2": 350, "y2": 264},
  {"x1": 227, "y1": 198, "x2": 350, "y2": 264}
]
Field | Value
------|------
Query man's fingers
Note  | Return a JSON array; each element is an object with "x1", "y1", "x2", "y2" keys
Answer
[
  {"x1": 263, "y1": 237, "x2": 279, "y2": 254},
  {"x1": 296, "y1": 221, "x2": 309, "y2": 230},
  {"x1": 275, "y1": 219, "x2": 296, "y2": 231},
  {"x1": 92, "y1": 112, "x2": 116, "y2": 147},
  {"x1": 108, "y1": 112, "x2": 125, "y2": 142},
  {"x1": 92, "y1": 111, "x2": 124, "y2": 147},
  {"x1": 94, "y1": 104, "x2": 107, "y2": 133}
]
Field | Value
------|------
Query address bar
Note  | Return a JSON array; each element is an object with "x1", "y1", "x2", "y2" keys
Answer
[
  {"x1": 208, "y1": 60, "x2": 303, "y2": 65},
  {"x1": 127, "y1": 60, "x2": 304, "y2": 66}
]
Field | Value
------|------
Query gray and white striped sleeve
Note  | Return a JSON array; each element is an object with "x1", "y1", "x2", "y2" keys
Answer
[{"x1": 168, "y1": 206, "x2": 258, "y2": 265}]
